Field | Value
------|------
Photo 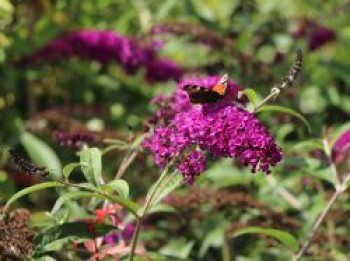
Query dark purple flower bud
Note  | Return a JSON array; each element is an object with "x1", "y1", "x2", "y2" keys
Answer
[
  {"x1": 121, "y1": 223, "x2": 135, "y2": 242},
  {"x1": 308, "y1": 26, "x2": 336, "y2": 51},
  {"x1": 104, "y1": 232, "x2": 119, "y2": 245},
  {"x1": 146, "y1": 58, "x2": 183, "y2": 82},
  {"x1": 52, "y1": 131, "x2": 94, "y2": 151},
  {"x1": 332, "y1": 130, "x2": 350, "y2": 164}
]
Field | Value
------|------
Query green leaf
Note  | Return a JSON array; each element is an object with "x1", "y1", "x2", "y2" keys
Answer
[
  {"x1": 50, "y1": 191, "x2": 99, "y2": 216},
  {"x1": 159, "y1": 238, "x2": 195, "y2": 259},
  {"x1": 229, "y1": 226, "x2": 298, "y2": 252},
  {"x1": 35, "y1": 221, "x2": 116, "y2": 250},
  {"x1": 103, "y1": 179, "x2": 129, "y2": 199},
  {"x1": 62, "y1": 162, "x2": 86, "y2": 179},
  {"x1": 205, "y1": 159, "x2": 251, "y2": 189},
  {"x1": 243, "y1": 88, "x2": 259, "y2": 106},
  {"x1": 35, "y1": 256, "x2": 57, "y2": 261},
  {"x1": 148, "y1": 204, "x2": 176, "y2": 215},
  {"x1": 21, "y1": 132, "x2": 62, "y2": 178},
  {"x1": 257, "y1": 105, "x2": 311, "y2": 133},
  {"x1": 304, "y1": 166, "x2": 336, "y2": 187},
  {"x1": 151, "y1": 173, "x2": 181, "y2": 208},
  {"x1": 93, "y1": 186, "x2": 139, "y2": 217},
  {"x1": 291, "y1": 139, "x2": 324, "y2": 152},
  {"x1": 276, "y1": 123, "x2": 294, "y2": 142},
  {"x1": 80, "y1": 147, "x2": 102, "y2": 187},
  {"x1": 199, "y1": 227, "x2": 224, "y2": 257},
  {"x1": 5, "y1": 181, "x2": 63, "y2": 210},
  {"x1": 29, "y1": 212, "x2": 54, "y2": 228}
]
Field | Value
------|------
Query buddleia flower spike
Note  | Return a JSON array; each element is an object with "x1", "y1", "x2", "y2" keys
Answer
[
  {"x1": 8, "y1": 149, "x2": 50, "y2": 178},
  {"x1": 254, "y1": 49, "x2": 303, "y2": 112},
  {"x1": 277, "y1": 49, "x2": 303, "y2": 90}
]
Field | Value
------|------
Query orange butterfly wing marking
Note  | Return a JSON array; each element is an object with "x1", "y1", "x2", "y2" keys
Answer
[{"x1": 212, "y1": 83, "x2": 227, "y2": 95}]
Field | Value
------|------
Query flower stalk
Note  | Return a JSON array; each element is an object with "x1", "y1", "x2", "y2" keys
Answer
[
  {"x1": 294, "y1": 188, "x2": 342, "y2": 260},
  {"x1": 128, "y1": 167, "x2": 177, "y2": 261},
  {"x1": 294, "y1": 138, "x2": 350, "y2": 260}
]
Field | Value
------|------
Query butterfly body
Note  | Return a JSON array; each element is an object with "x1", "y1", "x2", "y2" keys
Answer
[{"x1": 184, "y1": 74, "x2": 228, "y2": 104}]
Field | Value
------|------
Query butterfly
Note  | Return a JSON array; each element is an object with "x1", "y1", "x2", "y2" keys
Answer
[{"x1": 183, "y1": 73, "x2": 228, "y2": 104}]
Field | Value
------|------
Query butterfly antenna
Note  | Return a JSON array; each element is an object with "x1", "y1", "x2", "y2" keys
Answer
[{"x1": 220, "y1": 73, "x2": 229, "y2": 84}]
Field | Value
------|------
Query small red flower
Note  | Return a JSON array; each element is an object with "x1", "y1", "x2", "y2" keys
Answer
[{"x1": 94, "y1": 204, "x2": 122, "y2": 223}]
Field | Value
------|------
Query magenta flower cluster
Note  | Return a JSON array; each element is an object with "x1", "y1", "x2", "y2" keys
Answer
[
  {"x1": 148, "y1": 75, "x2": 246, "y2": 127},
  {"x1": 143, "y1": 77, "x2": 282, "y2": 184},
  {"x1": 17, "y1": 30, "x2": 182, "y2": 82}
]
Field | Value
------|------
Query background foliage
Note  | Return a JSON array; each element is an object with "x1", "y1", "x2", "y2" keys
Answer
[{"x1": 0, "y1": 0, "x2": 350, "y2": 260}]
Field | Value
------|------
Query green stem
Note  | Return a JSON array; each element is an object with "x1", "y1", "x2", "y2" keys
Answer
[
  {"x1": 115, "y1": 150, "x2": 138, "y2": 179},
  {"x1": 150, "y1": 170, "x2": 178, "y2": 209},
  {"x1": 128, "y1": 167, "x2": 171, "y2": 261},
  {"x1": 128, "y1": 215, "x2": 143, "y2": 261},
  {"x1": 294, "y1": 173, "x2": 350, "y2": 260},
  {"x1": 294, "y1": 189, "x2": 341, "y2": 260},
  {"x1": 254, "y1": 87, "x2": 280, "y2": 113}
]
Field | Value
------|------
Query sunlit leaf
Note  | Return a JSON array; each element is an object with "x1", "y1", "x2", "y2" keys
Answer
[
  {"x1": 35, "y1": 221, "x2": 116, "y2": 250},
  {"x1": 103, "y1": 179, "x2": 130, "y2": 199},
  {"x1": 80, "y1": 147, "x2": 102, "y2": 187},
  {"x1": 5, "y1": 181, "x2": 63, "y2": 210},
  {"x1": 243, "y1": 88, "x2": 259, "y2": 105},
  {"x1": 50, "y1": 191, "x2": 99, "y2": 216},
  {"x1": 159, "y1": 238, "x2": 195, "y2": 259},
  {"x1": 62, "y1": 162, "x2": 86, "y2": 179},
  {"x1": 291, "y1": 139, "x2": 324, "y2": 152},
  {"x1": 257, "y1": 105, "x2": 311, "y2": 133},
  {"x1": 151, "y1": 172, "x2": 181, "y2": 207},
  {"x1": 30, "y1": 212, "x2": 53, "y2": 228},
  {"x1": 148, "y1": 204, "x2": 176, "y2": 215},
  {"x1": 229, "y1": 226, "x2": 298, "y2": 252},
  {"x1": 199, "y1": 227, "x2": 225, "y2": 257}
]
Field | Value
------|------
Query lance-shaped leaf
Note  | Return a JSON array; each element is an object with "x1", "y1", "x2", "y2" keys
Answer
[{"x1": 80, "y1": 147, "x2": 102, "y2": 187}]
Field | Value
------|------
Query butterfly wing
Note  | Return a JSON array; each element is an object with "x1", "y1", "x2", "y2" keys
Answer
[
  {"x1": 183, "y1": 85, "x2": 222, "y2": 104},
  {"x1": 183, "y1": 74, "x2": 229, "y2": 104}
]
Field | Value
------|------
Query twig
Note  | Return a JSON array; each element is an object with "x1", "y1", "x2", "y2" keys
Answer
[
  {"x1": 294, "y1": 173, "x2": 350, "y2": 260},
  {"x1": 128, "y1": 168, "x2": 168, "y2": 261},
  {"x1": 254, "y1": 87, "x2": 280, "y2": 113},
  {"x1": 294, "y1": 189, "x2": 341, "y2": 260},
  {"x1": 266, "y1": 175, "x2": 303, "y2": 210},
  {"x1": 115, "y1": 150, "x2": 138, "y2": 179},
  {"x1": 128, "y1": 168, "x2": 178, "y2": 261}
]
